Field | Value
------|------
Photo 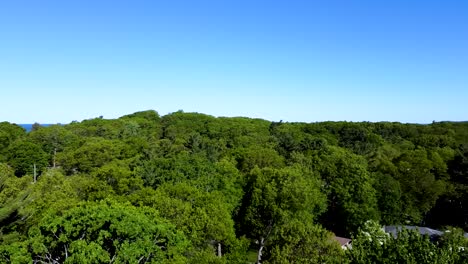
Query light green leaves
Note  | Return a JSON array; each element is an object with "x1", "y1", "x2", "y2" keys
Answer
[{"x1": 28, "y1": 199, "x2": 190, "y2": 263}]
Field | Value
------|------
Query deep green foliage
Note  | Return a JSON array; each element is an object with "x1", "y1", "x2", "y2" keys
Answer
[
  {"x1": 0, "y1": 111, "x2": 467, "y2": 263},
  {"x1": 0, "y1": 122, "x2": 26, "y2": 162},
  {"x1": 7, "y1": 141, "x2": 48, "y2": 177}
]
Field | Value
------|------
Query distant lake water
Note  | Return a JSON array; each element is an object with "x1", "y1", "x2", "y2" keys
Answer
[{"x1": 19, "y1": 124, "x2": 54, "y2": 132}]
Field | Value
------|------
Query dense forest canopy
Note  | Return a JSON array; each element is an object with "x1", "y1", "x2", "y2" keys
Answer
[{"x1": 1, "y1": 110, "x2": 467, "y2": 263}]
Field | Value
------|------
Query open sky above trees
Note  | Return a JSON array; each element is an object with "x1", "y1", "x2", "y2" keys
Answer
[{"x1": 1, "y1": 0, "x2": 467, "y2": 123}]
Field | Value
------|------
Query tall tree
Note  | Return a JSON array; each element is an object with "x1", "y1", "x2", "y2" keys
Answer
[
  {"x1": 313, "y1": 146, "x2": 379, "y2": 235},
  {"x1": 7, "y1": 141, "x2": 48, "y2": 177},
  {"x1": 239, "y1": 166, "x2": 326, "y2": 263}
]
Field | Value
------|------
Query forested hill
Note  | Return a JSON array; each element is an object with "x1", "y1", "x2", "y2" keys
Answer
[{"x1": 1, "y1": 110, "x2": 467, "y2": 263}]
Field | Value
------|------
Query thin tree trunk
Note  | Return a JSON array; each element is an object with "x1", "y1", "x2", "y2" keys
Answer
[
  {"x1": 257, "y1": 223, "x2": 273, "y2": 264},
  {"x1": 53, "y1": 147, "x2": 57, "y2": 168},
  {"x1": 257, "y1": 237, "x2": 265, "y2": 264},
  {"x1": 33, "y1": 163, "x2": 37, "y2": 183},
  {"x1": 64, "y1": 245, "x2": 68, "y2": 259}
]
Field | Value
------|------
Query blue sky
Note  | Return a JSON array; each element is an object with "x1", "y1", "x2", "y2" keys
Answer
[{"x1": 1, "y1": 0, "x2": 467, "y2": 123}]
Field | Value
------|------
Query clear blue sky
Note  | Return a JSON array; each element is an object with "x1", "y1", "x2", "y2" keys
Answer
[{"x1": 1, "y1": 0, "x2": 467, "y2": 123}]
